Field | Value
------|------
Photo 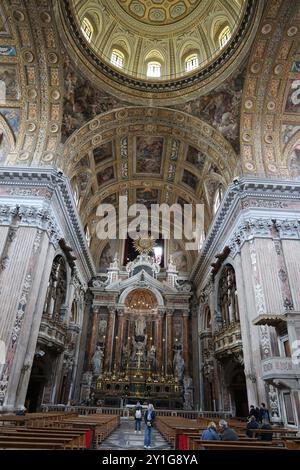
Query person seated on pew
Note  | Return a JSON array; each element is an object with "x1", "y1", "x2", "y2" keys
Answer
[
  {"x1": 219, "y1": 420, "x2": 239, "y2": 441},
  {"x1": 246, "y1": 415, "x2": 259, "y2": 437},
  {"x1": 201, "y1": 422, "x2": 220, "y2": 441},
  {"x1": 259, "y1": 419, "x2": 273, "y2": 441}
]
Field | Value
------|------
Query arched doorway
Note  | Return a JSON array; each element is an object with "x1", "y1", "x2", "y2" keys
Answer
[
  {"x1": 230, "y1": 367, "x2": 248, "y2": 417},
  {"x1": 25, "y1": 356, "x2": 47, "y2": 412}
]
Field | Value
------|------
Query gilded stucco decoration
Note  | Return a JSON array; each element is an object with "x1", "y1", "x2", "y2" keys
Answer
[
  {"x1": 241, "y1": 0, "x2": 300, "y2": 177},
  {"x1": 0, "y1": 0, "x2": 64, "y2": 166}
]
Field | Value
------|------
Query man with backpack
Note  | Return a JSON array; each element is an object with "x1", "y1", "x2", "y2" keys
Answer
[{"x1": 134, "y1": 401, "x2": 142, "y2": 433}]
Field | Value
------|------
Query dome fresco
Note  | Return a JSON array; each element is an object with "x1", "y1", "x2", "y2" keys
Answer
[{"x1": 65, "y1": 0, "x2": 257, "y2": 98}]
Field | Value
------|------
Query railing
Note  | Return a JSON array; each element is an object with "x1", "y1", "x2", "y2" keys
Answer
[{"x1": 41, "y1": 404, "x2": 232, "y2": 419}]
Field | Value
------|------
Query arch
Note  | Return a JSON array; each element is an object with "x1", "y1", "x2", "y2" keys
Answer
[{"x1": 118, "y1": 285, "x2": 164, "y2": 307}]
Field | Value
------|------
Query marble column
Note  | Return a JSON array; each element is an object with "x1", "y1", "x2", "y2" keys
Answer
[
  {"x1": 166, "y1": 311, "x2": 173, "y2": 374},
  {"x1": 1, "y1": 227, "x2": 56, "y2": 411},
  {"x1": 104, "y1": 307, "x2": 115, "y2": 372},
  {"x1": 88, "y1": 306, "x2": 100, "y2": 368},
  {"x1": 156, "y1": 311, "x2": 164, "y2": 373},
  {"x1": 114, "y1": 311, "x2": 125, "y2": 371},
  {"x1": 182, "y1": 312, "x2": 190, "y2": 377}
]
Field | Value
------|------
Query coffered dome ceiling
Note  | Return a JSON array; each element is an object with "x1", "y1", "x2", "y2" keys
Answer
[
  {"x1": 56, "y1": 0, "x2": 263, "y2": 104},
  {"x1": 116, "y1": 0, "x2": 199, "y2": 25}
]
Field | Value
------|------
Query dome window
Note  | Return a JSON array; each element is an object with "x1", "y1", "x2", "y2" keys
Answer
[
  {"x1": 85, "y1": 225, "x2": 91, "y2": 246},
  {"x1": 81, "y1": 17, "x2": 93, "y2": 43},
  {"x1": 111, "y1": 49, "x2": 124, "y2": 69},
  {"x1": 185, "y1": 54, "x2": 199, "y2": 72},
  {"x1": 147, "y1": 61, "x2": 161, "y2": 78},
  {"x1": 219, "y1": 26, "x2": 231, "y2": 47}
]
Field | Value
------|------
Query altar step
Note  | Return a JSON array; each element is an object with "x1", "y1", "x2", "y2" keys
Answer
[{"x1": 98, "y1": 418, "x2": 171, "y2": 450}]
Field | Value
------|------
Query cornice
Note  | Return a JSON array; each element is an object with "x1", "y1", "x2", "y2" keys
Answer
[
  {"x1": 190, "y1": 177, "x2": 300, "y2": 286},
  {"x1": 0, "y1": 166, "x2": 96, "y2": 282}
]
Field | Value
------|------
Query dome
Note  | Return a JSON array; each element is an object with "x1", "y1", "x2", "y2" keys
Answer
[{"x1": 58, "y1": 0, "x2": 262, "y2": 104}]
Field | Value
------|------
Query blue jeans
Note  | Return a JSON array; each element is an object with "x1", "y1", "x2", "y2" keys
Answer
[
  {"x1": 135, "y1": 419, "x2": 141, "y2": 431},
  {"x1": 144, "y1": 425, "x2": 152, "y2": 447}
]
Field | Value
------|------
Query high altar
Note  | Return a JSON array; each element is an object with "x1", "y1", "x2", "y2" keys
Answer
[{"x1": 81, "y1": 247, "x2": 193, "y2": 409}]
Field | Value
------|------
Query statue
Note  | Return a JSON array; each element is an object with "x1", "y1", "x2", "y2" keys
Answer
[
  {"x1": 173, "y1": 349, "x2": 184, "y2": 381},
  {"x1": 148, "y1": 345, "x2": 157, "y2": 371},
  {"x1": 131, "y1": 336, "x2": 147, "y2": 362},
  {"x1": 91, "y1": 345, "x2": 104, "y2": 376},
  {"x1": 183, "y1": 376, "x2": 193, "y2": 410},
  {"x1": 135, "y1": 315, "x2": 146, "y2": 337},
  {"x1": 268, "y1": 384, "x2": 280, "y2": 419}
]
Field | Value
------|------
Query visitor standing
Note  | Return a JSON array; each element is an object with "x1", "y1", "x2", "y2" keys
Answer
[
  {"x1": 134, "y1": 401, "x2": 142, "y2": 433},
  {"x1": 144, "y1": 403, "x2": 155, "y2": 449}
]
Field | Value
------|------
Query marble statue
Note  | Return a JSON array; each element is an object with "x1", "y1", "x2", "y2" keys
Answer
[
  {"x1": 91, "y1": 345, "x2": 104, "y2": 375},
  {"x1": 148, "y1": 344, "x2": 157, "y2": 370},
  {"x1": 135, "y1": 315, "x2": 146, "y2": 337},
  {"x1": 173, "y1": 349, "x2": 184, "y2": 381}
]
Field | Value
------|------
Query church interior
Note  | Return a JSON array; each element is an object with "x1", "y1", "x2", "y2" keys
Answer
[{"x1": 0, "y1": 0, "x2": 300, "y2": 451}]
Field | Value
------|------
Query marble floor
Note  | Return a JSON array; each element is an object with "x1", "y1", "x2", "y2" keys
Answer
[{"x1": 98, "y1": 418, "x2": 171, "y2": 450}]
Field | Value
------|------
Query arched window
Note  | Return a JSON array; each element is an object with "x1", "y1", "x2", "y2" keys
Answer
[
  {"x1": 219, "y1": 26, "x2": 231, "y2": 47},
  {"x1": 73, "y1": 184, "x2": 79, "y2": 206},
  {"x1": 213, "y1": 184, "x2": 224, "y2": 214},
  {"x1": 111, "y1": 49, "x2": 124, "y2": 69},
  {"x1": 85, "y1": 225, "x2": 91, "y2": 246},
  {"x1": 81, "y1": 17, "x2": 93, "y2": 43},
  {"x1": 147, "y1": 61, "x2": 161, "y2": 78},
  {"x1": 185, "y1": 54, "x2": 199, "y2": 72}
]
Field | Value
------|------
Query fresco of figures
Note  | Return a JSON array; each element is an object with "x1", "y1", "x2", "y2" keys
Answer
[
  {"x1": 0, "y1": 65, "x2": 19, "y2": 101},
  {"x1": 0, "y1": 108, "x2": 20, "y2": 138},
  {"x1": 285, "y1": 79, "x2": 300, "y2": 114},
  {"x1": 63, "y1": 52, "x2": 127, "y2": 141},
  {"x1": 99, "y1": 240, "x2": 119, "y2": 269},
  {"x1": 186, "y1": 146, "x2": 206, "y2": 171},
  {"x1": 94, "y1": 142, "x2": 114, "y2": 166},
  {"x1": 135, "y1": 136, "x2": 164, "y2": 174},
  {"x1": 0, "y1": 128, "x2": 9, "y2": 163},
  {"x1": 174, "y1": 70, "x2": 244, "y2": 153},
  {"x1": 136, "y1": 188, "x2": 159, "y2": 208},
  {"x1": 289, "y1": 144, "x2": 300, "y2": 178},
  {"x1": 97, "y1": 166, "x2": 115, "y2": 186},
  {"x1": 182, "y1": 169, "x2": 198, "y2": 191},
  {"x1": 169, "y1": 239, "x2": 188, "y2": 272}
]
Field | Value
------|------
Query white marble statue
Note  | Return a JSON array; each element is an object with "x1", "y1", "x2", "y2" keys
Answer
[
  {"x1": 173, "y1": 349, "x2": 184, "y2": 381},
  {"x1": 91, "y1": 345, "x2": 104, "y2": 375},
  {"x1": 135, "y1": 315, "x2": 146, "y2": 337}
]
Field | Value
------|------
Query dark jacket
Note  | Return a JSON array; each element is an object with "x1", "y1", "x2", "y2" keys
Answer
[
  {"x1": 201, "y1": 428, "x2": 220, "y2": 440},
  {"x1": 220, "y1": 427, "x2": 239, "y2": 441},
  {"x1": 249, "y1": 407, "x2": 260, "y2": 421},
  {"x1": 246, "y1": 420, "x2": 259, "y2": 437},
  {"x1": 259, "y1": 407, "x2": 270, "y2": 423},
  {"x1": 144, "y1": 409, "x2": 155, "y2": 427},
  {"x1": 260, "y1": 423, "x2": 273, "y2": 441}
]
